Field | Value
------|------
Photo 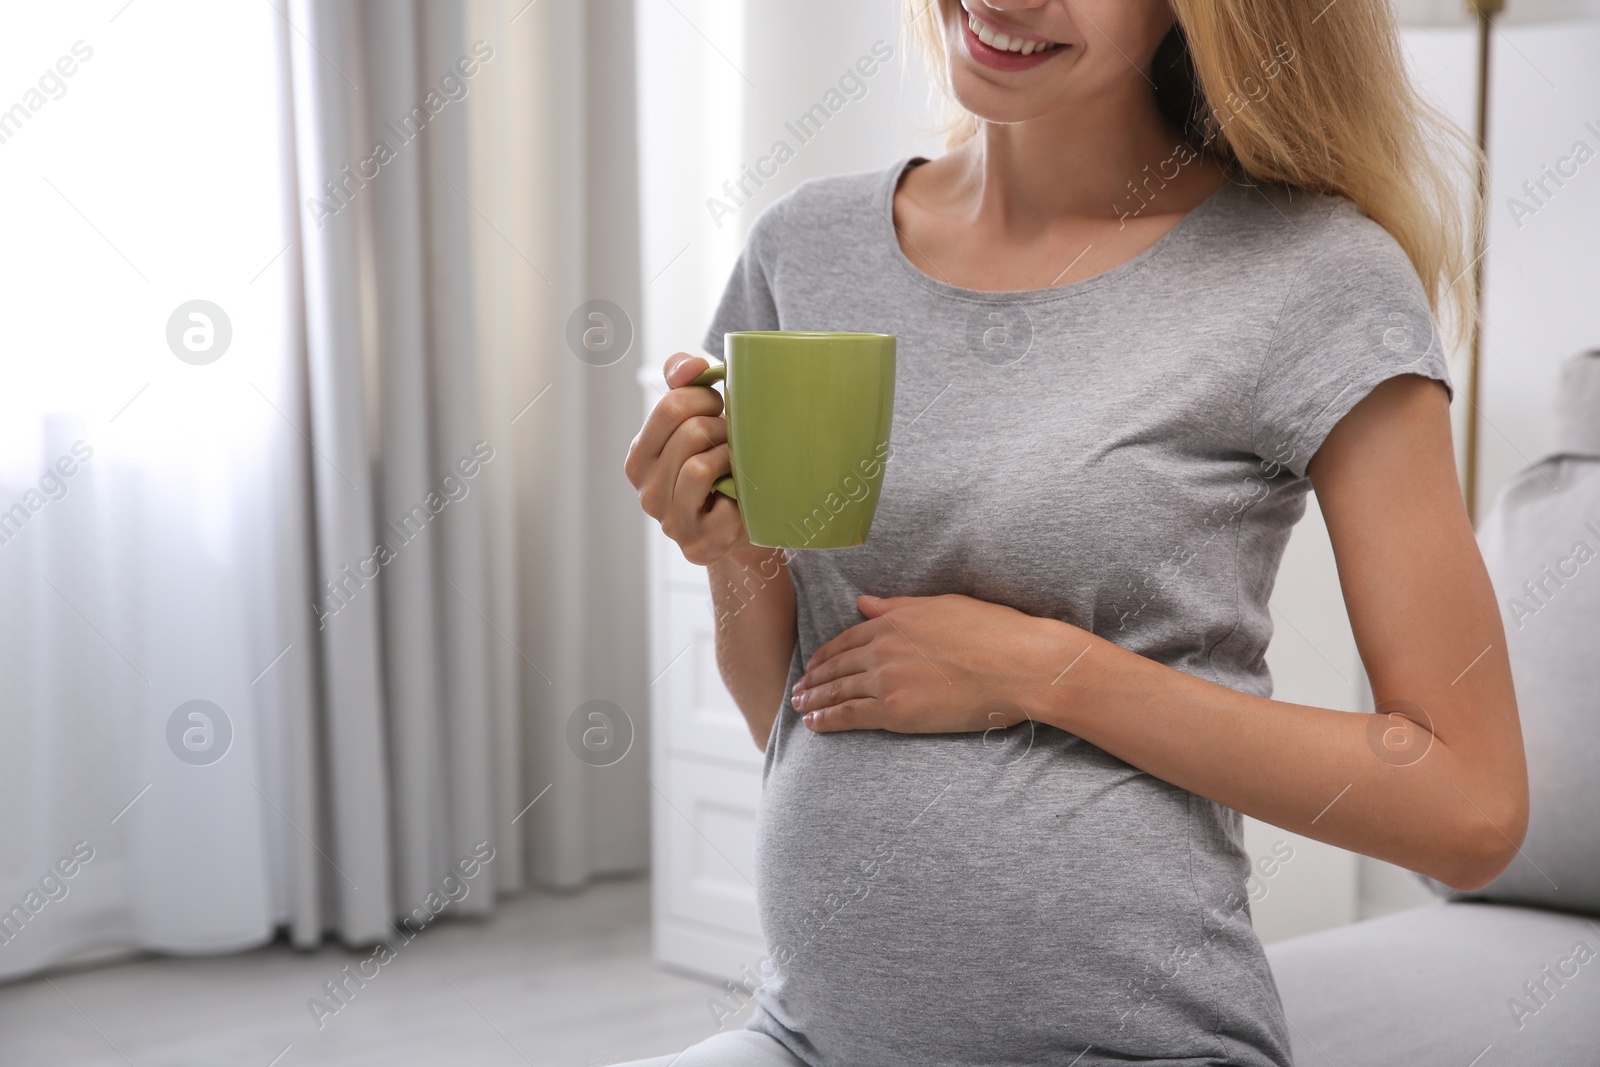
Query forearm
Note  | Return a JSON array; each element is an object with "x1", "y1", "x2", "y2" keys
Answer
[
  {"x1": 707, "y1": 545, "x2": 797, "y2": 750},
  {"x1": 1016, "y1": 621, "x2": 1525, "y2": 891}
]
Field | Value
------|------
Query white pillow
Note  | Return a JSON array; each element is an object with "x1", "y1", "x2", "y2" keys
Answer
[{"x1": 1435, "y1": 350, "x2": 1600, "y2": 913}]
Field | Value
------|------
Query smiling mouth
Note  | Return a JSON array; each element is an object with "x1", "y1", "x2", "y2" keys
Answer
[{"x1": 962, "y1": 5, "x2": 1066, "y2": 56}]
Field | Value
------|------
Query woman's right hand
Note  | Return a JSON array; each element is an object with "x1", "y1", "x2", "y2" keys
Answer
[{"x1": 624, "y1": 353, "x2": 752, "y2": 565}]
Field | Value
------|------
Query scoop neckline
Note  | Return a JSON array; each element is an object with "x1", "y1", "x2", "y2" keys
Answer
[{"x1": 881, "y1": 154, "x2": 1236, "y2": 303}]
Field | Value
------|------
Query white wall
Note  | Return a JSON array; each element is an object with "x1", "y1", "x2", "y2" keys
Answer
[
  {"x1": 1479, "y1": 23, "x2": 1600, "y2": 496},
  {"x1": 634, "y1": 0, "x2": 942, "y2": 384}
]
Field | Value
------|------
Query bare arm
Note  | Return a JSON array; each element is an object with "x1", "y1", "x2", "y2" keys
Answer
[
  {"x1": 625, "y1": 353, "x2": 797, "y2": 751},
  {"x1": 789, "y1": 375, "x2": 1529, "y2": 890},
  {"x1": 1014, "y1": 375, "x2": 1528, "y2": 889},
  {"x1": 709, "y1": 546, "x2": 797, "y2": 750}
]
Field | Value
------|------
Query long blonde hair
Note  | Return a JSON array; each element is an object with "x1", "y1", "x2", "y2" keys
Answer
[{"x1": 903, "y1": 0, "x2": 1480, "y2": 352}]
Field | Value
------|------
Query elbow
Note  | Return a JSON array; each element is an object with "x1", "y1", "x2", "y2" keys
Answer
[{"x1": 1431, "y1": 789, "x2": 1530, "y2": 893}]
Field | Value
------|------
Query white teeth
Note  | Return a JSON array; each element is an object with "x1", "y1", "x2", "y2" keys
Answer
[{"x1": 967, "y1": 9, "x2": 1055, "y2": 54}]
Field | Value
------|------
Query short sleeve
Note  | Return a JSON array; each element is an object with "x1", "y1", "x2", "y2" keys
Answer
[
  {"x1": 1251, "y1": 202, "x2": 1455, "y2": 479},
  {"x1": 701, "y1": 201, "x2": 785, "y2": 359}
]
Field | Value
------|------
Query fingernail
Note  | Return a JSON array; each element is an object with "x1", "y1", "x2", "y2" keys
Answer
[{"x1": 803, "y1": 712, "x2": 817, "y2": 728}]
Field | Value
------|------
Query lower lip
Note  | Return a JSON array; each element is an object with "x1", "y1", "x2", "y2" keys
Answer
[{"x1": 962, "y1": 18, "x2": 1067, "y2": 72}]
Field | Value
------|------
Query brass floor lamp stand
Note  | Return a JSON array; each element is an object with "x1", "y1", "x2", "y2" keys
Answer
[{"x1": 1464, "y1": 0, "x2": 1503, "y2": 524}]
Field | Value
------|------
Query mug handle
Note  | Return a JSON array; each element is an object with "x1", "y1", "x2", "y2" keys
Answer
[{"x1": 685, "y1": 361, "x2": 738, "y2": 499}]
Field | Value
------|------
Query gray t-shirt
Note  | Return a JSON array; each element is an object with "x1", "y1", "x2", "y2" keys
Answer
[{"x1": 702, "y1": 155, "x2": 1453, "y2": 1067}]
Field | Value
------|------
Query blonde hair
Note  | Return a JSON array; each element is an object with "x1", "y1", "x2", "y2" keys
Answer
[{"x1": 903, "y1": 0, "x2": 1480, "y2": 352}]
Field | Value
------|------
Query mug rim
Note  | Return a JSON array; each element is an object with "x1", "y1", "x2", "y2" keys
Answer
[{"x1": 726, "y1": 330, "x2": 894, "y2": 341}]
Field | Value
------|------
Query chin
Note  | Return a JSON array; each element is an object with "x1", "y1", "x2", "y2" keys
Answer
[
  {"x1": 945, "y1": 73, "x2": 1059, "y2": 127},
  {"x1": 944, "y1": 46, "x2": 1082, "y2": 127}
]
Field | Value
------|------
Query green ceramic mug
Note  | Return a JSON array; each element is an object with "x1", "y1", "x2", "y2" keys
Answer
[{"x1": 689, "y1": 331, "x2": 896, "y2": 550}]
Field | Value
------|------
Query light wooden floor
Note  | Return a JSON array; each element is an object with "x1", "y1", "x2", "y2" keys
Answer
[{"x1": 0, "y1": 876, "x2": 750, "y2": 1067}]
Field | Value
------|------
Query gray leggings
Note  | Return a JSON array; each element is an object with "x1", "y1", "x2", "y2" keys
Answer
[{"x1": 609, "y1": 1030, "x2": 804, "y2": 1066}]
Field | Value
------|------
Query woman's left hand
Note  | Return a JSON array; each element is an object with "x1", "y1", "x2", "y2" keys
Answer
[{"x1": 790, "y1": 593, "x2": 1096, "y2": 734}]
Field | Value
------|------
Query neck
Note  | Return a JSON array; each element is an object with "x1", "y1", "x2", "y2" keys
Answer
[{"x1": 949, "y1": 93, "x2": 1214, "y2": 231}]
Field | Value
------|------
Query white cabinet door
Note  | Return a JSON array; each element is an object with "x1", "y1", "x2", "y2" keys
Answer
[{"x1": 644, "y1": 377, "x2": 768, "y2": 982}]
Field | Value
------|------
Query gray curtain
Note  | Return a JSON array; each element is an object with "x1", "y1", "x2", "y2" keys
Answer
[{"x1": 271, "y1": 0, "x2": 650, "y2": 947}]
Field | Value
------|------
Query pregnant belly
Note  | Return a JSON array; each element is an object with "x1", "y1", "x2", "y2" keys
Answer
[{"x1": 749, "y1": 720, "x2": 1288, "y2": 1067}]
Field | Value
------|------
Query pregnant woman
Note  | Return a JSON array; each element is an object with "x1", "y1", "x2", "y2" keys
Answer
[{"x1": 622, "y1": 1, "x2": 1527, "y2": 1064}]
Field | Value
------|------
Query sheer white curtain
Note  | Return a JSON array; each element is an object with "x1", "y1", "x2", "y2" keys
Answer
[{"x1": 0, "y1": 0, "x2": 648, "y2": 982}]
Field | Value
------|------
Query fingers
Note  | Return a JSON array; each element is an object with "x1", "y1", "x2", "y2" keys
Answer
[
  {"x1": 664, "y1": 351, "x2": 710, "y2": 388},
  {"x1": 665, "y1": 433, "x2": 746, "y2": 563},
  {"x1": 623, "y1": 354, "x2": 724, "y2": 488},
  {"x1": 802, "y1": 698, "x2": 878, "y2": 733},
  {"x1": 804, "y1": 620, "x2": 877, "y2": 672},
  {"x1": 636, "y1": 407, "x2": 726, "y2": 523},
  {"x1": 792, "y1": 660, "x2": 874, "y2": 714},
  {"x1": 647, "y1": 412, "x2": 727, "y2": 513},
  {"x1": 623, "y1": 351, "x2": 749, "y2": 565},
  {"x1": 858, "y1": 592, "x2": 920, "y2": 617},
  {"x1": 628, "y1": 387, "x2": 723, "y2": 486},
  {"x1": 678, "y1": 493, "x2": 744, "y2": 565},
  {"x1": 792, "y1": 647, "x2": 870, "y2": 696}
]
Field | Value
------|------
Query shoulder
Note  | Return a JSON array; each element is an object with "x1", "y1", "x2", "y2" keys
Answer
[
  {"x1": 738, "y1": 157, "x2": 906, "y2": 260},
  {"x1": 1211, "y1": 177, "x2": 1423, "y2": 299},
  {"x1": 773, "y1": 158, "x2": 904, "y2": 225},
  {"x1": 1239, "y1": 180, "x2": 1451, "y2": 476}
]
